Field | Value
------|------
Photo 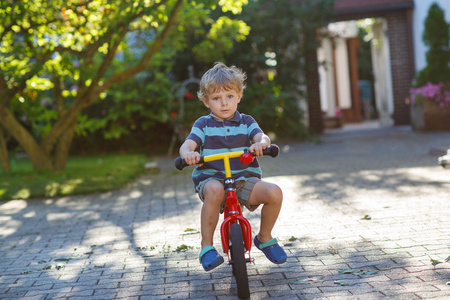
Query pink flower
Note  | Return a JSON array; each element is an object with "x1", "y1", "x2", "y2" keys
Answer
[{"x1": 410, "y1": 82, "x2": 450, "y2": 108}]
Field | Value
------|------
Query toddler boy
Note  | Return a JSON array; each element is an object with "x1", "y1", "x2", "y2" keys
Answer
[{"x1": 179, "y1": 62, "x2": 287, "y2": 271}]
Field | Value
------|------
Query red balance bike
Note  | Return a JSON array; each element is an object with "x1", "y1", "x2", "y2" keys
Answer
[{"x1": 175, "y1": 145, "x2": 279, "y2": 299}]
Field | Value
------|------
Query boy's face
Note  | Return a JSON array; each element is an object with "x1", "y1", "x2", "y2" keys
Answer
[{"x1": 202, "y1": 88, "x2": 242, "y2": 120}]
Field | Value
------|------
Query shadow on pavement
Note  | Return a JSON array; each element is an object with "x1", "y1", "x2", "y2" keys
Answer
[{"x1": 1, "y1": 129, "x2": 450, "y2": 299}]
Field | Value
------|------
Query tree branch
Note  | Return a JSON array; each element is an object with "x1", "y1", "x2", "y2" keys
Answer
[
  {"x1": 40, "y1": 0, "x2": 184, "y2": 154},
  {"x1": 0, "y1": 50, "x2": 53, "y2": 108},
  {"x1": 98, "y1": 0, "x2": 184, "y2": 94},
  {"x1": 0, "y1": 71, "x2": 7, "y2": 91},
  {"x1": 52, "y1": 74, "x2": 66, "y2": 114},
  {"x1": 1, "y1": 14, "x2": 59, "y2": 42},
  {"x1": 0, "y1": 105, "x2": 52, "y2": 169},
  {"x1": 0, "y1": 125, "x2": 11, "y2": 173},
  {"x1": 91, "y1": 27, "x2": 128, "y2": 89}
]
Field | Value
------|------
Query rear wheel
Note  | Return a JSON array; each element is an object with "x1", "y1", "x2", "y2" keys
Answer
[{"x1": 230, "y1": 223, "x2": 250, "y2": 299}]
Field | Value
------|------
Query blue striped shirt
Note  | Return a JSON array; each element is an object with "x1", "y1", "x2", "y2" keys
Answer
[{"x1": 186, "y1": 111, "x2": 263, "y2": 188}]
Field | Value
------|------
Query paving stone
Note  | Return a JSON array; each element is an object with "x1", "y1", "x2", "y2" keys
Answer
[{"x1": 1, "y1": 127, "x2": 450, "y2": 299}]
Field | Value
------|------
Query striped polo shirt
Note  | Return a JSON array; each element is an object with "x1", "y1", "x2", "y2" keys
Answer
[{"x1": 186, "y1": 111, "x2": 263, "y2": 188}]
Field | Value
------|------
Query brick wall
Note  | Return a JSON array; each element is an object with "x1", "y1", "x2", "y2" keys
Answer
[
  {"x1": 386, "y1": 10, "x2": 415, "y2": 125},
  {"x1": 306, "y1": 49, "x2": 324, "y2": 133}
]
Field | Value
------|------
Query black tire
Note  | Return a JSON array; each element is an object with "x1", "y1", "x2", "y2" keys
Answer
[{"x1": 230, "y1": 223, "x2": 250, "y2": 299}]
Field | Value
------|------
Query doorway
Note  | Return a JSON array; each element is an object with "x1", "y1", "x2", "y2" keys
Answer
[{"x1": 318, "y1": 19, "x2": 395, "y2": 129}]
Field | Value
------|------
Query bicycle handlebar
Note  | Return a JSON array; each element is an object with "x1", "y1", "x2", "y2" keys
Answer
[{"x1": 174, "y1": 144, "x2": 280, "y2": 171}]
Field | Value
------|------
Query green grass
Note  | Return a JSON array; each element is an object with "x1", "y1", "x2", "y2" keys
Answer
[{"x1": 0, "y1": 154, "x2": 151, "y2": 200}]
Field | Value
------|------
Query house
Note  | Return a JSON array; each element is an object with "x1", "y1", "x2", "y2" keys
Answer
[{"x1": 310, "y1": 0, "x2": 450, "y2": 132}]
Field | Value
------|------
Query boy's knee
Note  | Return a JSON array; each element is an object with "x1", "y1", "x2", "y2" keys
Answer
[
  {"x1": 269, "y1": 184, "x2": 283, "y2": 204},
  {"x1": 203, "y1": 180, "x2": 225, "y2": 204},
  {"x1": 255, "y1": 182, "x2": 282, "y2": 205}
]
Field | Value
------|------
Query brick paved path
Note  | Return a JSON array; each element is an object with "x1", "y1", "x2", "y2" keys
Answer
[{"x1": 1, "y1": 126, "x2": 450, "y2": 299}]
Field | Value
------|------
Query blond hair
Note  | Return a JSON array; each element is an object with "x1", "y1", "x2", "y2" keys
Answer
[{"x1": 197, "y1": 62, "x2": 247, "y2": 100}]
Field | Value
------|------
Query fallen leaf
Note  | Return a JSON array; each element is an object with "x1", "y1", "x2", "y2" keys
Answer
[
  {"x1": 338, "y1": 269, "x2": 379, "y2": 275},
  {"x1": 445, "y1": 256, "x2": 450, "y2": 262},
  {"x1": 137, "y1": 246, "x2": 156, "y2": 250},
  {"x1": 289, "y1": 276, "x2": 325, "y2": 284},
  {"x1": 38, "y1": 260, "x2": 47, "y2": 264},
  {"x1": 181, "y1": 228, "x2": 200, "y2": 235},
  {"x1": 54, "y1": 258, "x2": 71, "y2": 262},
  {"x1": 289, "y1": 278, "x2": 315, "y2": 284},
  {"x1": 361, "y1": 215, "x2": 371, "y2": 220},
  {"x1": 430, "y1": 258, "x2": 442, "y2": 266},
  {"x1": 334, "y1": 280, "x2": 349, "y2": 286},
  {"x1": 289, "y1": 236, "x2": 298, "y2": 242},
  {"x1": 175, "y1": 244, "x2": 193, "y2": 252},
  {"x1": 328, "y1": 246, "x2": 339, "y2": 255},
  {"x1": 362, "y1": 270, "x2": 379, "y2": 275}
]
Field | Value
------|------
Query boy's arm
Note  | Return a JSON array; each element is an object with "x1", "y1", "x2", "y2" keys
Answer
[
  {"x1": 179, "y1": 139, "x2": 201, "y2": 166},
  {"x1": 250, "y1": 132, "x2": 271, "y2": 157}
]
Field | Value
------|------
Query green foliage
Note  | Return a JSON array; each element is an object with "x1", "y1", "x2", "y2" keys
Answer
[
  {"x1": 227, "y1": 0, "x2": 333, "y2": 139},
  {"x1": 193, "y1": 16, "x2": 250, "y2": 62},
  {"x1": 0, "y1": 0, "x2": 250, "y2": 169},
  {"x1": 77, "y1": 59, "x2": 174, "y2": 140},
  {"x1": 240, "y1": 82, "x2": 308, "y2": 138},
  {"x1": 232, "y1": 0, "x2": 333, "y2": 90},
  {"x1": 415, "y1": 3, "x2": 450, "y2": 86},
  {"x1": 0, "y1": 154, "x2": 148, "y2": 200},
  {"x1": 64, "y1": 1, "x2": 246, "y2": 140},
  {"x1": 172, "y1": 0, "x2": 333, "y2": 140}
]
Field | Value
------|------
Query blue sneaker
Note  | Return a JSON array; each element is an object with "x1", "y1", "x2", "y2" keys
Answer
[
  {"x1": 199, "y1": 246, "x2": 224, "y2": 271},
  {"x1": 254, "y1": 236, "x2": 287, "y2": 264}
]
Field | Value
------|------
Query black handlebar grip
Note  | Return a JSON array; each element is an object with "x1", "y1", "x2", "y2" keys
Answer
[
  {"x1": 262, "y1": 144, "x2": 280, "y2": 158},
  {"x1": 174, "y1": 156, "x2": 205, "y2": 170},
  {"x1": 174, "y1": 157, "x2": 188, "y2": 170}
]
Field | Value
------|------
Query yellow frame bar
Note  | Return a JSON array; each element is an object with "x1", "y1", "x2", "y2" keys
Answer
[{"x1": 203, "y1": 151, "x2": 244, "y2": 178}]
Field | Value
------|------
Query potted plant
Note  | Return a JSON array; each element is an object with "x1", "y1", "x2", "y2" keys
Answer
[
  {"x1": 410, "y1": 82, "x2": 450, "y2": 131},
  {"x1": 409, "y1": 3, "x2": 450, "y2": 131}
]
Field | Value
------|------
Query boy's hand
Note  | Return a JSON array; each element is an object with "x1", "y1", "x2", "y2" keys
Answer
[
  {"x1": 179, "y1": 139, "x2": 201, "y2": 166},
  {"x1": 250, "y1": 142, "x2": 269, "y2": 157},
  {"x1": 183, "y1": 151, "x2": 201, "y2": 166}
]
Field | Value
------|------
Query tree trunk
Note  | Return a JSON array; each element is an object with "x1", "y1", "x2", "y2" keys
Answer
[
  {"x1": 54, "y1": 119, "x2": 78, "y2": 170},
  {"x1": 0, "y1": 0, "x2": 185, "y2": 172},
  {"x1": 41, "y1": 95, "x2": 86, "y2": 157},
  {"x1": 0, "y1": 126, "x2": 11, "y2": 173},
  {"x1": 0, "y1": 106, "x2": 53, "y2": 169}
]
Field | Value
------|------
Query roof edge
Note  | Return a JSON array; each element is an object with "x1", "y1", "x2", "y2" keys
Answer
[{"x1": 333, "y1": 2, "x2": 414, "y2": 16}]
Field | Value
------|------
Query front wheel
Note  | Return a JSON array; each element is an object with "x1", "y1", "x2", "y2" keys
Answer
[{"x1": 230, "y1": 223, "x2": 250, "y2": 299}]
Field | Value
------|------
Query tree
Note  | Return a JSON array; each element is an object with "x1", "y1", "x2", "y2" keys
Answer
[
  {"x1": 171, "y1": 0, "x2": 334, "y2": 139},
  {"x1": 415, "y1": 2, "x2": 450, "y2": 86},
  {"x1": 228, "y1": 0, "x2": 334, "y2": 137},
  {"x1": 0, "y1": 0, "x2": 248, "y2": 171},
  {"x1": 0, "y1": 127, "x2": 10, "y2": 172}
]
